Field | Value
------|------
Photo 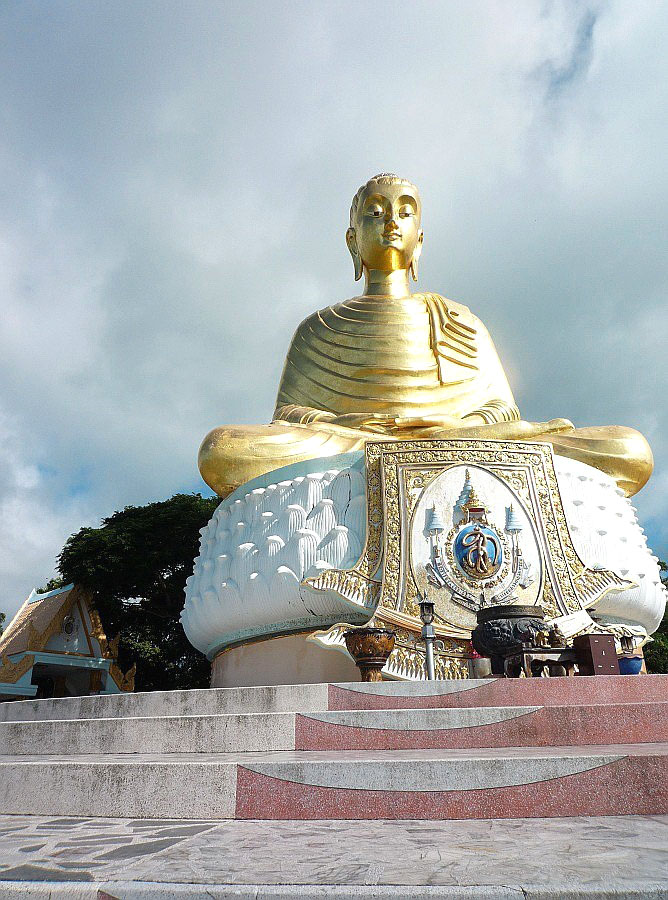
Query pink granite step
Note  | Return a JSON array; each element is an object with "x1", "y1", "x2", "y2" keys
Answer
[
  {"x1": 328, "y1": 674, "x2": 668, "y2": 710},
  {"x1": 296, "y1": 701, "x2": 668, "y2": 751},
  {"x1": 3, "y1": 744, "x2": 665, "y2": 821},
  {"x1": 235, "y1": 743, "x2": 668, "y2": 820}
]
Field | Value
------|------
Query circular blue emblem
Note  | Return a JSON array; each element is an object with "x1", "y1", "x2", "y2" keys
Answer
[{"x1": 453, "y1": 523, "x2": 503, "y2": 580}]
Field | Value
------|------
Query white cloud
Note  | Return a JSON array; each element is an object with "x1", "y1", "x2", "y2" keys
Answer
[
  {"x1": 0, "y1": 411, "x2": 95, "y2": 607},
  {"x1": 0, "y1": 0, "x2": 666, "y2": 618}
]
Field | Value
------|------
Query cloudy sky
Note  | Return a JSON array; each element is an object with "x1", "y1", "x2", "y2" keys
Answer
[{"x1": 1, "y1": 0, "x2": 666, "y2": 620}]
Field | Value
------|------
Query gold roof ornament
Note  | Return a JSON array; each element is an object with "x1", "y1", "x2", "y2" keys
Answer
[
  {"x1": 197, "y1": 175, "x2": 653, "y2": 499},
  {"x1": 461, "y1": 486, "x2": 483, "y2": 513}
]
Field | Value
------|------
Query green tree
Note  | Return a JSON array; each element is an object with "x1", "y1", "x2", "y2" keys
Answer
[
  {"x1": 39, "y1": 577, "x2": 65, "y2": 593},
  {"x1": 0, "y1": 611, "x2": 5, "y2": 635},
  {"x1": 644, "y1": 560, "x2": 668, "y2": 674},
  {"x1": 58, "y1": 493, "x2": 219, "y2": 691}
]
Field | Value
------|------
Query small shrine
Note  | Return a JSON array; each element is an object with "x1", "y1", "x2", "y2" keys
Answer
[{"x1": 0, "y1": 583, "x2": 135, "y2": 700}]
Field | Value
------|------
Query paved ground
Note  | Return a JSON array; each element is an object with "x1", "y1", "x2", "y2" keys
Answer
[{"x1": 0, "y1": 814, "x2": 666, "y2": 898}]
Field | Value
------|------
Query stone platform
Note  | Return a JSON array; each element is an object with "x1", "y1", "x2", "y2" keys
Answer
[
  {"x1": 0, "y1": 676, "x2": 666, "y2": 822},
  {"x1": 0, "y1": 814, "x2": 666, "y2": 898}
]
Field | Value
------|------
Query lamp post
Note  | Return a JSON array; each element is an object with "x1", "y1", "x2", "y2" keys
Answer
[{"x1": 419, "y1": 593, "x2": 436, "y2": 681}]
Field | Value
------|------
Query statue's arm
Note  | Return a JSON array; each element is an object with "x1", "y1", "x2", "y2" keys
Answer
[
  {"x1": 274, "y1": 404, "x2": 397, "y2": 433},
  {"x1": 273, "y1": 316, "x2": 343, "y2": 425},
  {"x1": 459, "y1": 316, "x2": 520, "y2": 425}
]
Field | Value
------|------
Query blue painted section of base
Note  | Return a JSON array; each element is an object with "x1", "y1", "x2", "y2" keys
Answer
[
  {"x1": 0, "y1": 652, "x2": 122, "y2": 697},
  {"x1": 28, "y1": 652, "x2": 111, "y2": 670},
  {"x1": 205, "y1": 611, "x2": 370, "y2": 660},
  {"x1": 0, "y1": 683, "x2": 38, "y2": 698}
]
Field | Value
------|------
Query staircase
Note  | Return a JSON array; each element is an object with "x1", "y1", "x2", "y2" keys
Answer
[{"x1": 1, "y1": 675, "x2": 666, "y2": 821}]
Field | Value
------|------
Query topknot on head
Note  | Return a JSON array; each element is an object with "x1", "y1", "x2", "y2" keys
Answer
[
  {"x1": 349, "y1": 173, "x2": 418, "y2": 226},
  {"x1": 369, "y1": 172, "x2": 402, "y2": 183}
]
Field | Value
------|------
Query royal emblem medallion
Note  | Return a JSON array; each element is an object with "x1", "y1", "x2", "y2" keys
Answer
[{"x1": 421, "y1": 467, "x2": 537, "y2": 616}]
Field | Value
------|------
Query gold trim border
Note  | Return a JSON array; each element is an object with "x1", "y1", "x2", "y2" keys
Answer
[{"x1": 315, "y1": 439, "x2": 635, "y2": 638}]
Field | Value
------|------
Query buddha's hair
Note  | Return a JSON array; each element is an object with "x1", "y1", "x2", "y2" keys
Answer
[{"x1": 349, "y1": 173, "x2": 418, "y2": 226}]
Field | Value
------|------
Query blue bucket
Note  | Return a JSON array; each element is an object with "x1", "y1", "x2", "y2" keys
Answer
[{"x1": 618, "y1": 656, "x2": 643, "y2": 675}]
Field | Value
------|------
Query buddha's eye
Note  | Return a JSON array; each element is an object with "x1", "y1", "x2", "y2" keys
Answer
[
  {"x1": 368, "y1": 207, "x2": 382, "y2": 217},
  {"x1": 399, "y1": 208, "x2": 413, "y2": 218}
]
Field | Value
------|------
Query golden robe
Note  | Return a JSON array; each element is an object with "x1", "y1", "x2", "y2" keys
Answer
[
  {"x1": 275, "y1": 293, "x2": 520, "y2": 424},
  {"x1": 198, "y1": 293, "x2": 653, "y2": 497}
]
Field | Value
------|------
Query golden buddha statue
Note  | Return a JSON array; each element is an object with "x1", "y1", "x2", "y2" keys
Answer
[{"x1": 199, "y1": 173, "x2": 652, "y2": 498}]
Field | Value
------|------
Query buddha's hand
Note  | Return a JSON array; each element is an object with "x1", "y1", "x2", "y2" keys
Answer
[
  {"x1": 535, "y1": 418, "x2": 575, "y2": 434},
  {"x1": 395, "y1": 415, "x2": 576, "y2": 435},
  {"x1": 330, "y1": 412, "x2": 400, "y2": 433},
  {"x1": 392, "y1": 414, "x2": 462, "y2": 430},
  {"x1": 331, "y1": 412, "x2": 464, "y2": 436}
]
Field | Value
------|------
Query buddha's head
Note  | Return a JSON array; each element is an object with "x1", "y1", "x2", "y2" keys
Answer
[{"x1": 346, "y1": 173, "x2": 423, "y2": 282}]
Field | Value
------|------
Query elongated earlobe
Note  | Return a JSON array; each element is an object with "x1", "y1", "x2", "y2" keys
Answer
[
  {"x1": 410, "y1": 230, "x2": 424, "y2": 282},
  {"x1": 346, "y1": 227, "x2": 363, "y2": 281}
]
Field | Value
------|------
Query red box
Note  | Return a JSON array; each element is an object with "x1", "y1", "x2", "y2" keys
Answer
[{"x1": 573, "y1": 634, "x2": 619, "y2": 676}]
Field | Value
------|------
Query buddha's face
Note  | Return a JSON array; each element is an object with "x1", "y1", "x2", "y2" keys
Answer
[{"x1": 347, "y1": 182, "x2": 423, "y2": 275}]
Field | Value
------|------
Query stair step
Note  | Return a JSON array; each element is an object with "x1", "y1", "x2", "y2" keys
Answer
[
  {"x1": 0, "y1": 711, "x2": 295, "y2": 754},
  {"x1": 2, "y1": 702, "x2": 666, "y2": 755},
  {"x1": 328, "y1": 674, "x2": 668, "y2": 709},
  {"x1": 2, "y1": 677, "x2": 666, "y2": 822},
  {"x1": 1, "y1": 743, "x2": 666, "y2": 820},
  {"x1": 2, "y1": 675, "x2": 666, "y2": 723},
  {"x1": 296, "y1": 702, "x2": 668, "y2": 750},
  {"x1": 0, "y1": 682, "x2": 330, "y2": 722}
]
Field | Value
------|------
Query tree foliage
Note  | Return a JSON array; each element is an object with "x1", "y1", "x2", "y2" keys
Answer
[
  {"x1": 644, "y1": 560, "x2": 668, "y2": 674},
  {"x1": 40, "y1": 578, "x2": 66, "y2": 593},
  {"x1": 58, "y1": 493, "x2": 219, "y2": 691}
]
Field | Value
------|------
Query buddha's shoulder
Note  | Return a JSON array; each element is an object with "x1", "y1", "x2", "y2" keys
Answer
[
  {"x1": 292, "y1": 295, "x2": 402, "y2": 334},
  {"x1": 295, "y1": 297, "x2": 359, "y2": 326},
  {"x1": 290, "y1": 292, "x2": 489, "y2": 337}
]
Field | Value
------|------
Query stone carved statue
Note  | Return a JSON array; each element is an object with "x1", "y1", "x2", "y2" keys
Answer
[{"x1": 198, "y1": 173, "x2": 652, "y2": 499}]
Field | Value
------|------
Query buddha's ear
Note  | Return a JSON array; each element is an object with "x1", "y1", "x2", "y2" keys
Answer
[
  {"x1": 346, "y1": 227, "x2": 363, "y2": 281},
  {"x1": 410, "y1": 229, "x2": 424, "y2": 282}
]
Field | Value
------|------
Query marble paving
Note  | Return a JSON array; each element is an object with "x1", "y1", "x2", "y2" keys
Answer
[{"x1": 0, "y1": 813, "x2": 666, "y2": 897}]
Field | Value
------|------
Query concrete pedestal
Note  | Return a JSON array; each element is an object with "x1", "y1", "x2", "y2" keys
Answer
[{"x1": 211, "y1": 632, "x2": 359, "y2": 688}]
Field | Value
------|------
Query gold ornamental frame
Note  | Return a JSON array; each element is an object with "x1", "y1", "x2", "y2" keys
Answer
[{"x1": 307, "y1": 439, "x2": 635, "y2": 678}]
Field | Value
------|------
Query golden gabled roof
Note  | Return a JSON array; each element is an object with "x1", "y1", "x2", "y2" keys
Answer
[
  {"x1": 0, "y1": 584, "x2": 135, "y2": 692},
  {"x1": 0, "y1": 584, "x2": 83, "y2": 656}
]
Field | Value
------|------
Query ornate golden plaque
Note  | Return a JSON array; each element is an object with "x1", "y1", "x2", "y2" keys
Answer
[{"x1": 308, "y1": 439, "x2": 634, "y2": 678}]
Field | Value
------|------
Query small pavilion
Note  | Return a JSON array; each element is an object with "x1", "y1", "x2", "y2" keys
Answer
[{"x1": 0, "y1": 584, "x2": 135, "y2": 700}]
